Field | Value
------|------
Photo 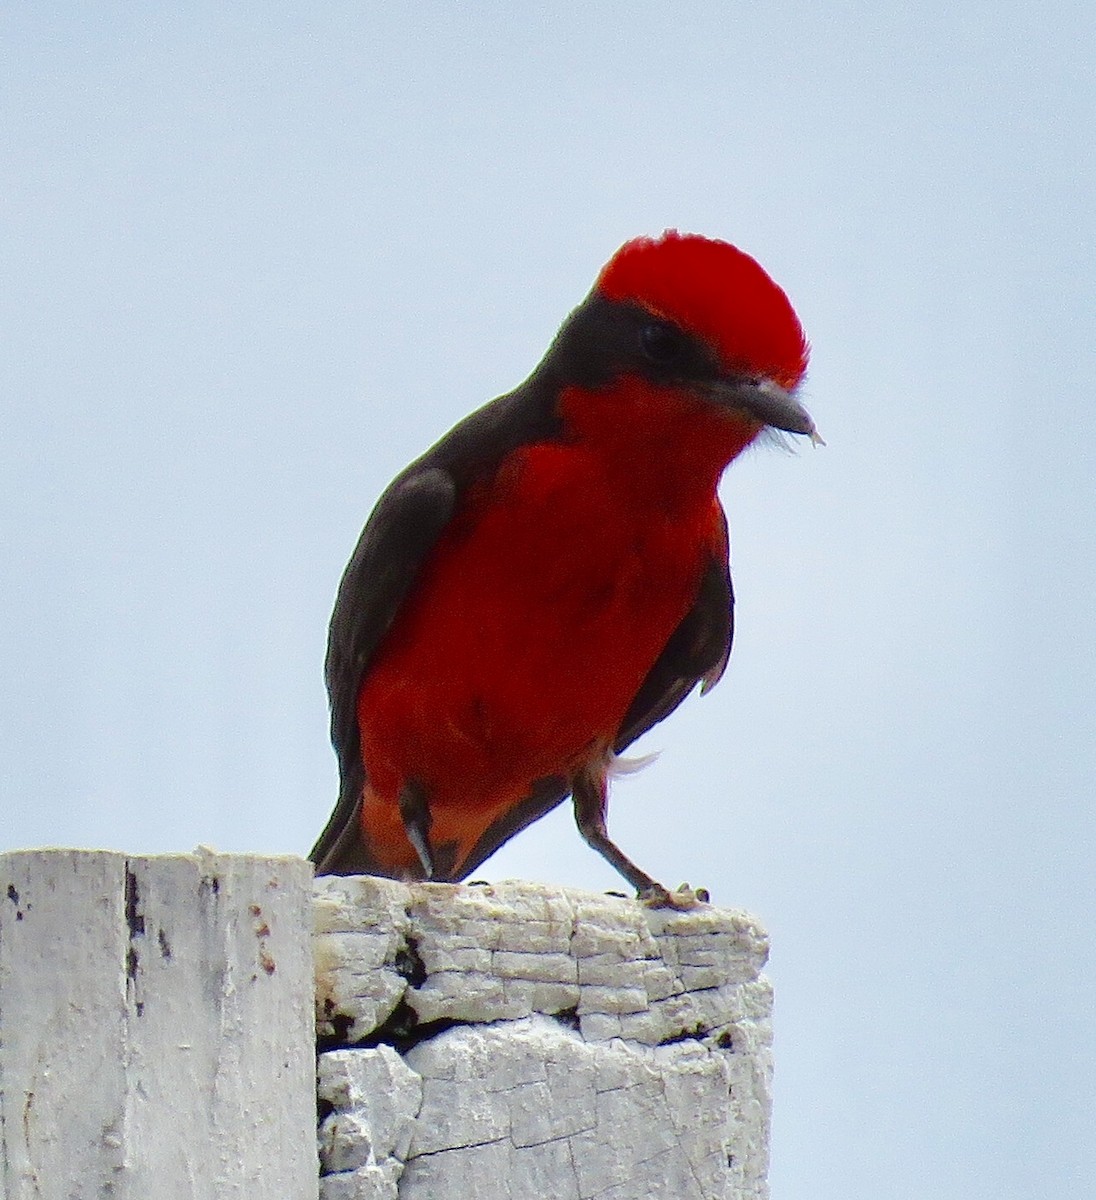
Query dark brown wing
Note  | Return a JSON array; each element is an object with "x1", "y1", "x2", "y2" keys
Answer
[
  {"x1": 615, "y1": 547, "x2": 734, "y2": 754},
  {"x1": 310, "y1": 468, "x2": 457, "y2": 873}
]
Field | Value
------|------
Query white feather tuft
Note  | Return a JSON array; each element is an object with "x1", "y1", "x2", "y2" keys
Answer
[{"x1": 608, "y1": 750, "x2": 662, "y2": 777}]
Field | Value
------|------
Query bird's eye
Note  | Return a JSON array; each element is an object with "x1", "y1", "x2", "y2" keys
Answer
[{"x1": 639, "y1": 321, "x2": 683, "y2": 364}]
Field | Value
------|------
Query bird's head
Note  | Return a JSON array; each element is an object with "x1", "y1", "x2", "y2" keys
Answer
[{"x1": 544, "y1": 230, "x2": 818, "y2": 447}]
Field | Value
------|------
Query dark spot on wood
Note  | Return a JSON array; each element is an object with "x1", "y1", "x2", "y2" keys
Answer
[
  {"x1": 158, "y1": 929, "x2": 171, "y2": 959},
  {"x1": 658, "y1": 1023, "x2": 707, "y2": 1046},
  {"x1": 319, "y1": 1010, "x2": 354, "y2": 1047},
  {"x1": 553, "y1": 1005, "x2": 581, "y2": 1031},
  {"x1": 125, "y1": 943, "x2": 141, "y2": 1013},
  {"x1": 124, "y1": 873, "x2": 146, "y2": 1013},
  {"x1": 370, "y1": 1004, "x2": 467, "y2": 1053},
  {"x1": 124, "y1": 868, "x2": 145, "y2": 938},
  {"x1": 394, "y1": 935, "x2": 427, "y2": 988},
  {"x1": 317, "y1": 1000, "x2": 481, "y2": 1054}
]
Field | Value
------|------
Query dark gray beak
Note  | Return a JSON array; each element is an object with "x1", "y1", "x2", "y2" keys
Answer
[{"x1": 707, "y1": 376, "x2": 820, "y2": 440}]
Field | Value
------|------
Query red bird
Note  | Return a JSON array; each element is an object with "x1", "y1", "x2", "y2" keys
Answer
[{"x1": 311, "y1": 231, "x2": 816, "y2": 905}]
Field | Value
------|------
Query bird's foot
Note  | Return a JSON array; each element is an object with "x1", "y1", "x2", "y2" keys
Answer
[{"x1": 638, "y1": 882, "x2": 711, "y2": 910}]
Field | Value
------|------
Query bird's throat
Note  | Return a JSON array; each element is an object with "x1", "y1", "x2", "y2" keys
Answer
[{"x1": 556, "y1": 376, "x2": 760, "y2": 512}]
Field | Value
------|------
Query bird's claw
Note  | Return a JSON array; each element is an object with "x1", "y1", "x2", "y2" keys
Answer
[{"x1": 638, "y1": 881, "x2": 711, "y2": 910}]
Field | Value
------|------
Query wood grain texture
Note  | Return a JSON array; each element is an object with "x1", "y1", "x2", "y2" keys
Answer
[{"x1": 0, "y1": 849, "x2": 316, "y2": 1200}]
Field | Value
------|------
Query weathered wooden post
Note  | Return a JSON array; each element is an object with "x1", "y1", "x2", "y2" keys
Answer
[
  {"x1": 1, "y1": 854, "x2": 773, "y2": 1198},
  {"x1": 315, "y1": 877, "x2": 773, "y2": 1200},
  {"x1": 0, "y1": 849, "x2": 316, "y2": 1200}
]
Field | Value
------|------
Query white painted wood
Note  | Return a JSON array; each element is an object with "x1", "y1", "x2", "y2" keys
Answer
[
  {"x1": 0, "y1": 855, "x2": 773, "y2": 1199},
  {"x1": 0, "y1": 849, "x2": 316, "y2": 1200},
  {"x1": 315, "y1": 878, "x2": 773, "y2": 1200}
]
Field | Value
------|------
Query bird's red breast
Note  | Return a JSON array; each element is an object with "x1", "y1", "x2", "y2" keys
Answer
[{"x1": 356, "y1": 376, "x2": 758, "y2": 878}]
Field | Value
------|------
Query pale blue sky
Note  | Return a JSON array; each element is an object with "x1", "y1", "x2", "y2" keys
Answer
[{"x1": 3, "y1": 4, "x2": 1094, "y2": 1197}]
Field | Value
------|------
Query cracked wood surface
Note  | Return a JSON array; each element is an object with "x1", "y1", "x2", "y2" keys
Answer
[
  {"x1": 0, "y1": 857, "x2": 773, "y2": 1199},
  {"x1": 315, "y1": 878, "x2": 772, "y2": 1200}
]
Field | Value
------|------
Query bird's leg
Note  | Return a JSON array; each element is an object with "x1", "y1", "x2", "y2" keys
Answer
[
  {"x1": 398, "y1": 780, "x2": 435, "y2": 879},
  {"x1": 571, "y1": 767, "x2": 699, "y2": 908}
]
